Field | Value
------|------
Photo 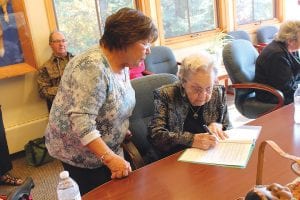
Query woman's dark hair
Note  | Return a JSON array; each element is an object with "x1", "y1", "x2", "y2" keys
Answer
[{"x1": 100, "y1": 7, "x2": 158, "y2": 51}]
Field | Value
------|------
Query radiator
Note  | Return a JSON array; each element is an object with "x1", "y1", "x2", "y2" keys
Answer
[{"x1": 5, "y1": 116, "x2": 48, "y2": 154}]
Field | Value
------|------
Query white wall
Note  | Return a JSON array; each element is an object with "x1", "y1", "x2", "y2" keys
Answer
[{"x1": 285, "y1": 0, "x2": 300, "y2": 20}]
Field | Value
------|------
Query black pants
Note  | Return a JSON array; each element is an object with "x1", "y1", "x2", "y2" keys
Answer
[
  {"x1": 0, "y1": 106, "x2": 13, "y2": 176},
  {"x1": 61, "y1": 162, "x2": 111, "y2": 195}
]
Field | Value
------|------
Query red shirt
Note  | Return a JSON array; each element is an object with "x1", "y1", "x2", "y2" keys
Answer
[{"x1": 129, "y1": 61, "x2": 145, "y2": 79}]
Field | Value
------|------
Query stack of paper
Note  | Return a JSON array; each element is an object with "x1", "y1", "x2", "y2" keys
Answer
[{"x1": 178, "y1": 125, "x2": 262, "y2": 168}]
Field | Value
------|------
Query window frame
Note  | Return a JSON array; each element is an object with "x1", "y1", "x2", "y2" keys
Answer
[
  {"x1": 154, "y1": 0, "x2": 228, "y2": 49},
  {"x1": 233, "y1": 0, "x2": 285, "y2": 33},
  {"x1": 44, "y1": 0, "x2": 286, "y2": 50},
  {"x1": 45, "y1": 0, "x2": 145, "y2": 33},
  {"x1": 45, "y1": 0, "x2": 147, "y2": 54}
]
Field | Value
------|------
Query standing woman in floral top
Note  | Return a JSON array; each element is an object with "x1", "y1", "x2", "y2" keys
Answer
[
  {"x1": 45, "y1": 8, "x2": 157, "y2": 195},
  {"x1": 148, "y1": 52, "x2": 231, "y2": 157}
]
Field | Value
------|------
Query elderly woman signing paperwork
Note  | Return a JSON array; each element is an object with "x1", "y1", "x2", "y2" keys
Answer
[{"x1": 148, "y1": 52, "x2": 232, "y2": 157}]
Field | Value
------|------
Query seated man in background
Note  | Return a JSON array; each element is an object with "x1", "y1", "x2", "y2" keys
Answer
[
  {"x1": 148, "y1": 52, "x2": 231, "y2": 157},
  {"x1": 37, "y1": 31, "x2": 74, "y2": 111},
  {"x1": 255, "y1": 20, "x2": 300, "y2": 105}
]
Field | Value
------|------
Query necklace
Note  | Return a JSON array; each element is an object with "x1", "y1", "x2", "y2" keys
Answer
[{"x1": 189, "y1": 105, "x2": 201, "y2": 119}]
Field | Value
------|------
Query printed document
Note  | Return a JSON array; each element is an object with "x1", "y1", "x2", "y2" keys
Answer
[{"x1": 178, "y1": 125, "x2": 262, "y2": 168}]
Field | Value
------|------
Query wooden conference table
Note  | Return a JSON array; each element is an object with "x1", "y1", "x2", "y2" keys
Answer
[{"x1": 83, "y1": 104, "x2": 300, "y2": 200}]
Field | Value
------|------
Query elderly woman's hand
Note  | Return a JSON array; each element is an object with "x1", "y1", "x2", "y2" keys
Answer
[
  {"x1": 192, "y1": 134, "x2": 218, "y2": 150},
  {"x1": 208, "y1": 122, "x2": 228, "y2": 140},
  {"x1": 103, "y1": 153, "x2": 132, "y2": 179}
]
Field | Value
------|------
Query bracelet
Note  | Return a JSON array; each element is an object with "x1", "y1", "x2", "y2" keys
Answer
[{"x1": 100, "y1": 151, "x2": 111, "y2": 163}]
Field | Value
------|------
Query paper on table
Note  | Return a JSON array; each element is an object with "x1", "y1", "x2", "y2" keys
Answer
[
  {"x1": 178, "y1": 143, "x2": 253, "y2": 167},
  {"x1": 221, "y1": 125, "x2": 262, "y2": 144},
  {"x1": 178, "y1": 125, "x2": 262, "y2": 168}
]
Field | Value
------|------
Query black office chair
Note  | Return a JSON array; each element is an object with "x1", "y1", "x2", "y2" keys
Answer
[
  {"x1": 123, "y1": 73, "x2": 179, "y2": 169},
  {"x1": 144, "y1": 46, "x2": 179, "y2": 75},
  {"x1": 222, "y1": 39, "x2": 284, "y2": 119}
]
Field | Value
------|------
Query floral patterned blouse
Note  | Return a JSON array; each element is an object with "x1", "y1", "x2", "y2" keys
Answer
[{"x1": 45, "y1": 46, "x2": 136, "y2": 169}]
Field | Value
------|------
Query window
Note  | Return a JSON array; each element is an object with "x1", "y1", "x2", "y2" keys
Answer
[
  {"x1": 156, "y1": 0, "x2": 226, "y2": 47},
  {"x1": 236, "y1": 0, "x2": 274, "y2": 25},
  {"x1": 234, "y1": 0, "x2": 283, "y2": 30},
  {"x1": 49, "y1": 0, "x2": 136, "y2": 54},
  {"x1": 45, "y1": 1, "x2": 285, "y2": 50},
  {"x1": 160, "y1": 0, "x2": 217, "y2": 38}
]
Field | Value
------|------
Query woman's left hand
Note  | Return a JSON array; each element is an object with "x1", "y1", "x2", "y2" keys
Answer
[
  {"x1": 104, "y1": 153, "x2": 132, "y2": 179},
  {"x1": 208, "y1": 122, "x2": 228, "y2": 140}
]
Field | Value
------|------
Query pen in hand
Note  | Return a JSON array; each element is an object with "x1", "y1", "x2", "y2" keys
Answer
[
  {"x1": 203, "y1": 125, "x2": 219, "y2": 141},
  {"x1": 203, "y1": 124, "x2": 213, "y2": 135}
]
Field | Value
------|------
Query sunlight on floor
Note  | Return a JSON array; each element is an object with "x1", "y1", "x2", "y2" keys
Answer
[{"x1": 226, "y1": 94, "x2": 253, "y2": 127}]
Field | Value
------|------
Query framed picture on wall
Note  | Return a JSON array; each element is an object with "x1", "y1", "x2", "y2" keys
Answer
[{"x1": 0, "y1": 0, "x2": 36, "y2": 79}]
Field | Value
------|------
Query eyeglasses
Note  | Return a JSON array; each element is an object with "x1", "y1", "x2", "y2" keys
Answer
[
  {"x1": 51, "y1": 39, "x2": 67, "y2": 44},
  {"x1": 187, "y1": 84, "x2": 213, "y2": 95},
  {"x1": 140, "y1": 42, "x2": 151, "y2": 49}
]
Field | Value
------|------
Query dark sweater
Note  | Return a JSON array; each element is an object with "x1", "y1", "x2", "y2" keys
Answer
[{"x1": 255, "y1": 41, "x2": 300, "y2": 104}]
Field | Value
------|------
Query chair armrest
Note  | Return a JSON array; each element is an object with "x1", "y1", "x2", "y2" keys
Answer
[
  {"x1": 256, "y1": 140, "x2": 300, "y2": 185},
  {"x1": 231, "y1": 82, "x2": 284, "y2": 112},
  {"x1": 122, "y1": 140, "x2": 145, "y2": 170},
  {"x1": 142, "y1": 70, "x2": 154, "y2": 76}
]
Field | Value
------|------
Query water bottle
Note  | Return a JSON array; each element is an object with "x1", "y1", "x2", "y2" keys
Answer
[
  {"x1": 294, "y1": 84, "x2": 300, "y2": 124},
  {"x1": 57, "y1": 171, "x2": 81, "y2": 200}
]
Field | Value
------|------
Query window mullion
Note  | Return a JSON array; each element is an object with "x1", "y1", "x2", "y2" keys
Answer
[{"x1": 94, "y1": 0, "x2": 103, "y2": 35}]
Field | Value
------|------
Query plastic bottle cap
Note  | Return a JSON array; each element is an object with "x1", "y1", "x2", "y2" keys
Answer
[{"x1": 59, "y1": 171, "x2": 69, "y2": 179}]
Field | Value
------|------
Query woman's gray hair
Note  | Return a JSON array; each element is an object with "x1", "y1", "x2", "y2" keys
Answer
[
  {"x1": 275, "y1": 20, "x2": 300, "y2": 42},
  {"x1": 178, "y1": 52, "x2": 218, "y2": 83}
]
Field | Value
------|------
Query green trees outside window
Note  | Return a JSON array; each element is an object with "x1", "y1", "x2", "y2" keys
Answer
[
  {"x1": 160, "y1": 0, "x2": 217, "y2": 39},
  {"x1": 236, "y1": 0, "x2": 275, "y2": 25},
  {"x1": 53, "y1": 0, "x2": 135, "y2": 54}
]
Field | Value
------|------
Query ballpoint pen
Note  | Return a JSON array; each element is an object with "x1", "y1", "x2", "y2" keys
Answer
[
  {"x1": 203, "y1": 124, "x2": 220, "y2": 141},
  {"x1": 203, "y1": 124, "x2": 214, "y2": 135}
]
